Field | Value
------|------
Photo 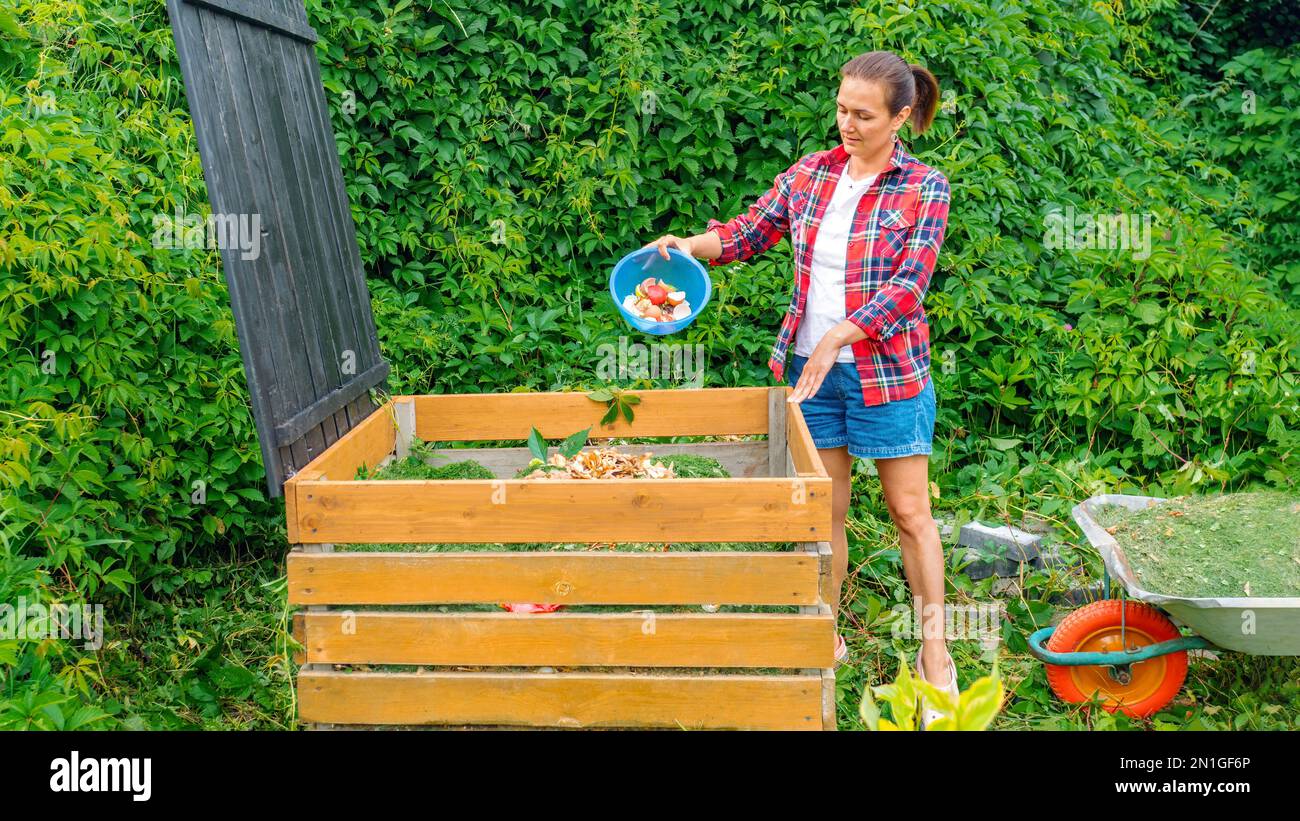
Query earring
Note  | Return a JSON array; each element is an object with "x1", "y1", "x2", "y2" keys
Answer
[{"x1": 891, "y1": 131, "x2": 898, "y2": 143}]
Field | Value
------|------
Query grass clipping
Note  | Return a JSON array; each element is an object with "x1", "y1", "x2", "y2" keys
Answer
[{"x1": 1093, "y1": 490, "x2": 1300, "y2": 599}]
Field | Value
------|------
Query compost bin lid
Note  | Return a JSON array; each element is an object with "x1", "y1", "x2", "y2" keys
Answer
[{"x1": 164, "y1": 0, "x2": 391, "y2": 498}]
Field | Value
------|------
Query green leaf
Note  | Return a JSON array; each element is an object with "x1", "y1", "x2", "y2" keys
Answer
[
  {"x1": 955, "y1": 669, "x2": 1005, "y2": 730},
  {"x1": 527, "y1": 427, "x2": 547, "y2": 461},
  {"x1": 558, "y1": 426, "x2": 591, "y2": 458}
]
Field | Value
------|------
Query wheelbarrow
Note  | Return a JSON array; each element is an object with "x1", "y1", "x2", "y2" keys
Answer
[{"x1": 1027, "y1": 493, "x2": 1300, "y2": 717}]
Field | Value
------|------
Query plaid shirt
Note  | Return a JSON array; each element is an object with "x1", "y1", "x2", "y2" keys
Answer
[{"x1": 706, "y1": 139, "x2": 950, "y2": 405}]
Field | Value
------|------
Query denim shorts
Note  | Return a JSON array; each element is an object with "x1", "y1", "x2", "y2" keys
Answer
[{"x1": 785, "y1": 353, "x2": 936, "y2": 459}]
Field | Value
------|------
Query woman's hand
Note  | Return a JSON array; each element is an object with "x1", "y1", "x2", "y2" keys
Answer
[
  {"x1": 643, "y1": 234, "x2": 696, "y2": 260},
  {"x1": 788, "y1": 341, "x2": 841, "y2": 404}
]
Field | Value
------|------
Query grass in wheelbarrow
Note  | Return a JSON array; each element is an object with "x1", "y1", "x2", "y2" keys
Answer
[{"x1": 1092, "y1": 490, "x2": 1300, "y2": 598}]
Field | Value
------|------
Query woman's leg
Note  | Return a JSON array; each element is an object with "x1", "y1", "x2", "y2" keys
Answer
[
  {"x1": 816, "y1": 445, "x2": 853, "y2": 621},
  {"x1": 874, "y1": 453, "x2": 950, "y2": 686}
]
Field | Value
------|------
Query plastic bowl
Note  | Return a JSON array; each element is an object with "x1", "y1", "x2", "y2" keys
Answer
[{"x1": 609, "y1": 246, "x2": 711, "y2": 336}]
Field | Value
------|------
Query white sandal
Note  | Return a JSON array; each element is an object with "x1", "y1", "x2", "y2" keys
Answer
[{"x1": 916, "y1": 647, "x2": 960, "y2": 730}]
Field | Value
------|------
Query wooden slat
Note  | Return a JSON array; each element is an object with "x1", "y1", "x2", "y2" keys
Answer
[
  {"x1": 185, "y1": 0, "x2": 317, "y2": 43},
  {"x1": 786, "y1": 402, "x2": 827, "y2": 477},
  {"x1": 421, "y1": 441, "x2": 769, "y2": 479},
  {"x1": 821, "y1": 667, "x2": 838, "y2": 731},
  {"x1": 293, "y1": 401, "x2": 395, "y2": 480},
  {"x1": 291, "y1": 611, "x2": 305, "y2": 666},
  {"x1": 816, "y1": 541, "x2": 834, "y2": 608},
  {"x1": 284, "y1": 475, "x2": 301, "y2": 543},
  {"x1": 768, "y1": 387, "x2": 788, "y2": 478},
  {"x1": 288, "y1": 551, "x2": 820, "y2": 605},
  {"x1": 298, "y1": 670, "x2": 824, "y2": 729},
  {"x1": 394, "y1": 398, "x2": 416, "y2": 460},
  {"x1": 273, "y1": 361, "x2": 390, "y2": 446},
  {"x1": 293, "y1": 476, "x2": 832, "y2": 543},
  {"x1": 413, "y1": 387, "x2": 771, "y2": 440},
  {"x1": 298, "y1": 612, "x2": 834, "y2": 667}
]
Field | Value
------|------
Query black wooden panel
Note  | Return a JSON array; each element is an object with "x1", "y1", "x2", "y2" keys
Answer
[{"x1": 166, "y1": 0, "x2": 389, "y2": 497}]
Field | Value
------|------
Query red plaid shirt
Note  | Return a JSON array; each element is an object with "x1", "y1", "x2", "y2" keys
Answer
[{"x1": 706, "y1": 139, "x2": 950, "y2": 405}]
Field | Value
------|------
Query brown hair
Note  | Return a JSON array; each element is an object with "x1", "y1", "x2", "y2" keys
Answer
[{"x1": 840, "y1": 51, "x2": 940, "y2": 136}]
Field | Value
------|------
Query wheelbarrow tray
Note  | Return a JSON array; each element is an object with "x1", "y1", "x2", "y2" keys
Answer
[{"x1": 1071, "y1": 494, "x2": 1300, "y2": 655}]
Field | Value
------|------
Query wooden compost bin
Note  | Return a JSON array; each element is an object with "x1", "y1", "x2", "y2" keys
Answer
[{"x1": 286, "y1": 386, "x2": 836, "y2": 730}]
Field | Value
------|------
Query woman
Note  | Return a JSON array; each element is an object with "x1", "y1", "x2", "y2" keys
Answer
[{"x1": 645, "y1": 51, "x2": 955, "y2": 727}]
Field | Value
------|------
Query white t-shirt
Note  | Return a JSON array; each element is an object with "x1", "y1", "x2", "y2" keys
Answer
[{"x1": 793, "y1": 167, "x2": 880, "y2": 362}]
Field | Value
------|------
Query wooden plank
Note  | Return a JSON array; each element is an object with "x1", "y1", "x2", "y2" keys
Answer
[
  {"x1": 284, "y1": 475, "x2": 301, "y2": 543},
  {"x1": 821, "y1": 667, "x2": 838, "y2": 731},
  {"x1": 298, "y1": 670, "x2": 824, "y2": 729},
  {"x1": 291, "y1": 611, "x2": 305, "y2": 666},
  {"x1": 298, "y1": 611, "x2": 834, "y2": 668},
  {"x1": 288, "y1": 551, "x2": 821, "y2": 605},
  {"x1": 297, "y1": 541, "x2": 335, "y2": 729},
  {"x1": 816, "y1": 541, "x2": 834, "y2": 608},
  {"x1": 272, "y1": 361, "x2": 391, "y2": 446},
  {"x1": 786, "y1": 401, "x2": 827, "y2": 477},
  {"x1": 394, "y1": 398, "x2": 416, "y2": 461},
  {"x1": 185, "y1": 0, "x2": 317, "y2": 44},
  {"x1": 413, "y1": 387, "x2": 771, "y2": 441},
  {"x1": 421, "y1": 441, "x2": 768, "y2": 479},
  {"x1": 293, "y1": 476, "x2": 832, "y2": 543},
  {"x1": 768, "y1": 387, "x2": 788, "y2": 478},
  {"x1": 293, "y1": 401, "x2": 395, "y2": 481}
]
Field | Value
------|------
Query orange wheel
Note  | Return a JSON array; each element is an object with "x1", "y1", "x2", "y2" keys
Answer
[{"x1": 1045, "y1": 600, "x2": 1187, "y2": 718}]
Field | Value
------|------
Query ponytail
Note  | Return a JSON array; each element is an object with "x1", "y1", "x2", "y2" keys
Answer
[{"x1": 908, "y1": 63, "x2": 940, "y2": 135}]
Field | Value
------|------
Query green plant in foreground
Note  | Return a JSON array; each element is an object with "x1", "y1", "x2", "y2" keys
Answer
[
  {"x1": 521, "y1": 425, "x2": 592, "y2": 475},
  {"x1": 860, "y1": 660, "x2": 1005, "y2": 731}
]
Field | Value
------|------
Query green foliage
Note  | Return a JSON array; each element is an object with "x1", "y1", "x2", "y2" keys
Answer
[{"x1": 860, "y1": 659, "x2": 1004, "y2": 731}]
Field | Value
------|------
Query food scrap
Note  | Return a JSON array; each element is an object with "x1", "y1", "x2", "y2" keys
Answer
[
  {"x1": 622, "y1": 276, "x2": 691, "y2": 322},
  {"x1": 522, "y1": 448, "x2": 676, "y2": 480}
]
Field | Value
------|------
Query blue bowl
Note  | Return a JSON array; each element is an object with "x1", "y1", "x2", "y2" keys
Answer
[{"x1": 609, "y1": 246, "x2": 711, "y2": 336}]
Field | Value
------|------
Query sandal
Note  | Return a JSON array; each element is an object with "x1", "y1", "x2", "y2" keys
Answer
[{"x1": 916, "y1": 647, "x2": 960, "y2": 730}]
